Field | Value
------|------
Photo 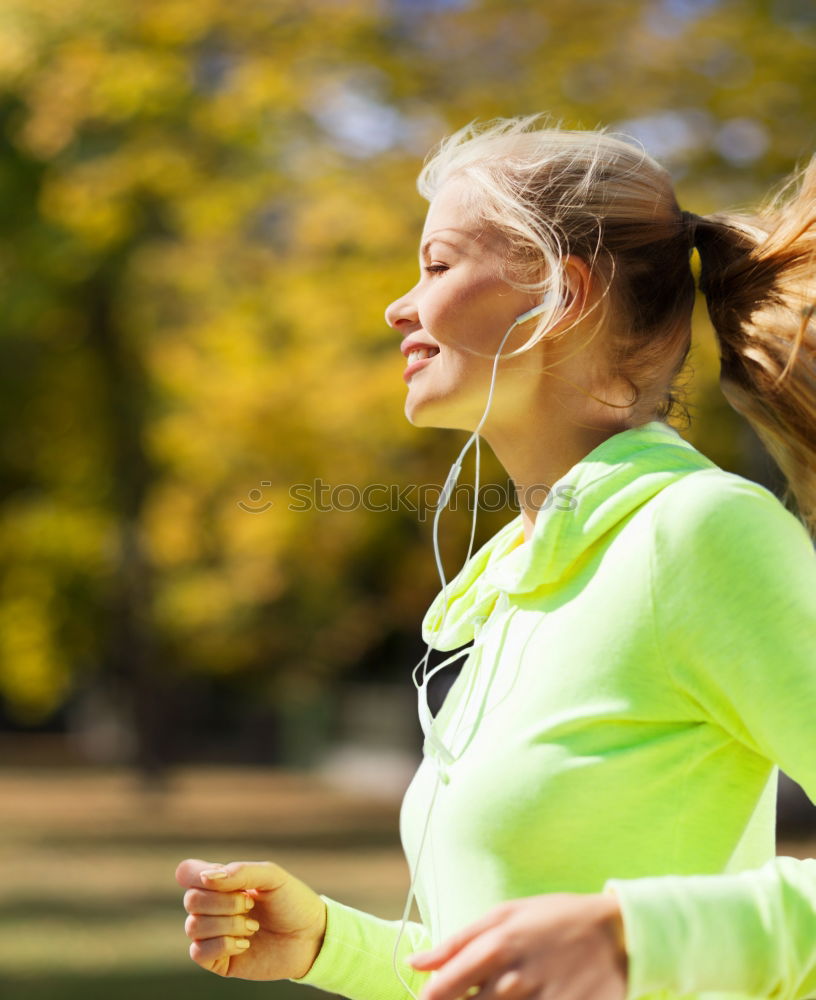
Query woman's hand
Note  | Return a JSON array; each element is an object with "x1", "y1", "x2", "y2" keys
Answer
[
  {"x1": 406, "y1": 892, "x2": 627, "y2": 1000},
  {"x1": 175, "y1": 858, "x2": 327, "y2": 981}
]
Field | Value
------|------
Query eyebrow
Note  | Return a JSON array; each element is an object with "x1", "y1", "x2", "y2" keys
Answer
[{"x1": 420, "y1": 230, "x2": 471, "y2": 259}]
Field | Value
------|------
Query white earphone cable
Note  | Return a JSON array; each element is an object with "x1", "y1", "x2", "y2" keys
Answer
[{"x1": 393, "y1": 300, "x2": 553, "y2": 997}]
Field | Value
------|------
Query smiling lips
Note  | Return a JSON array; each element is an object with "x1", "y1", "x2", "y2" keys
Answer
[{"x1": 403, "y1": 346, "x2": 439, "y2": 383}]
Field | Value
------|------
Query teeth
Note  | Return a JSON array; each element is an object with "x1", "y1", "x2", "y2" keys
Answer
[{"x1": 407, "y1": 347, "x2": 437, "y2": 365}]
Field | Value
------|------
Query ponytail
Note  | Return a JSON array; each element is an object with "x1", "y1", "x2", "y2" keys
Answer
[{"x1": 687, "y1": 157, "x2": 816, "y2": 540}]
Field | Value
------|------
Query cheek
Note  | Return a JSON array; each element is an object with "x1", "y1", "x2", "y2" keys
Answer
[{"x1": 421, "y1": 277, "x2": 506, "y2": 348}]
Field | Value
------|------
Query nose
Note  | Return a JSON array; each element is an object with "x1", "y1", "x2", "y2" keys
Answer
[{"x1": 384, "y1": 287, "x2": 419, "y2": 330}]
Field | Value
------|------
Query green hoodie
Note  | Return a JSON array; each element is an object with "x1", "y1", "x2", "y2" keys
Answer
[{"x1": 291, "y1": 419, "x2": 816, "y2": 1000}]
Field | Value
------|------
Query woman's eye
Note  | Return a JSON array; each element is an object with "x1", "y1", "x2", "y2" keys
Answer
[{"x1": 424, "y1": 264, "x2": 448, "y2": 275}]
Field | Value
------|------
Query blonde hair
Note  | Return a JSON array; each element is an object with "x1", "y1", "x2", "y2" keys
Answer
[{"x1": 417, "y1": 114, "x2": 816, "y2": 539}]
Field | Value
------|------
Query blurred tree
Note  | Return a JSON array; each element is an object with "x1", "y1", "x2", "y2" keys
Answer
[{"x1": 0, "y1": 0, "x2": 812, "y2": 766}]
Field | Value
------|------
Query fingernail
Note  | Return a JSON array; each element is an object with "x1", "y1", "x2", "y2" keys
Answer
[
  {"x1": 244, "y1": 895, "x2": 255, "y2": 911},
  {"x1": 236, "y1": 938, "x2": 251, "y2": 950},
  {"x1": 201, "y1": 869, "x2": 228, "y2": 880},
  {"x1": 246, "y1": 919, "x2": 260, "y2": 932}
]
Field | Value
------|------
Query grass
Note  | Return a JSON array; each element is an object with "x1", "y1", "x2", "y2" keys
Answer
[{"x1": 0, "y1": 761, "x2": 418, "y2": 1000}]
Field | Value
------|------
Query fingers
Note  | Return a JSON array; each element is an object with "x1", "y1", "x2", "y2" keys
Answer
[
  {"x1": 476, "y1": 968, "x2": 532, "y2": 1000},
  {"x1": 178, "y1": 858, "x2": 276, "y2": 977},
  {"x1": 409, "y1": 903, "x2": 512, "y2": 970},
  {"x1": 184, "y1": 887, "x2": 255, "y2": 916},
  {"x1": 200, "y1": 860, "x2": 290, "y2": 893},
  {"x1": 176, "y1": 858, "x2": 288, "y2": 893},
  {"x1": 419, "y1": 930, "x2": 511, "y2": 1000},
  {"x1": 185, "y1": 908, "x2": 261, "y2": 975},
  {"x1": 176, "y1": 858, "x2": 221, "y2": 889},
  {"x1": 185, "y1": 912, "x2": 261, "y2": 942},
  {"x1": 189, "y1": 933, "x2": 253, "y2": 968}
]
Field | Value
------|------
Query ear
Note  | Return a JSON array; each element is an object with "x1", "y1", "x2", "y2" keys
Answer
[
  {"x1": 529, "y1": 255, "x2": 593, "y2": 321},
  {"x1": 560, "y1": 255, "x2": 593, "y2": 315}
]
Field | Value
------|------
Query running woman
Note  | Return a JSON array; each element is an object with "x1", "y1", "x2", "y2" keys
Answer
[{"x1": 177, "y1": 114, "x2": 816, "y2": 1000}]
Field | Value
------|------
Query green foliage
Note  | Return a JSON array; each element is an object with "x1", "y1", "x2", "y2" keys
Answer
[{"x1": 0, "y1": 0, "x2": 812, "y2": 737}]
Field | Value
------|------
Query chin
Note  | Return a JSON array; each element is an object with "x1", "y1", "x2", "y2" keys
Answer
[
  {"x1": 404, "y1": 404, "x2": 431, "y2": 429},
  {"x1": 404, "y1": 398, "x2": 476, "y2": 433}
]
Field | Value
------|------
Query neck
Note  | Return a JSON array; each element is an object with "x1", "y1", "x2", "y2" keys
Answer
[{"x1": 482, "y1": 418, "x2": 641, "y2": 543}]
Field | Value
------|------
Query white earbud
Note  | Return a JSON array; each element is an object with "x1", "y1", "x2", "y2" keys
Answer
[{"x1": 513, "y1": 288, "x2": 566, "y2": 326}]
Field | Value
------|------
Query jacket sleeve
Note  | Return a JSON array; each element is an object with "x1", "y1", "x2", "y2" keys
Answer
[
  {"x1": 604, "y1": 474, "x2": 816, "y2": 1000},
  {"x1": 289, "y1": 894, "x2": 433, "y2": 1000}
]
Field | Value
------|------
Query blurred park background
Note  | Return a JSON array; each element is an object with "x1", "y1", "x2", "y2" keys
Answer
[{"x1": 1, "y1": 0, "x2": 815, "y2": 996}]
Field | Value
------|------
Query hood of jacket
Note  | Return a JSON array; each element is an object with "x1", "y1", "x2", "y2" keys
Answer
[{"x1": 421, "y1": 420, "x2": 718, "y2": 650}]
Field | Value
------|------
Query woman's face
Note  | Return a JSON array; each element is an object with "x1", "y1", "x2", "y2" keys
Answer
[{"x1": 385, "y1": 178, "x2": 545, "y2": 432}]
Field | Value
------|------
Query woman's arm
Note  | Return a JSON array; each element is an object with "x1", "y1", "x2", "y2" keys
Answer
[
  {"x1": 607, "y1": 473, "x2": 816, "y2": 1000},
  {"x1": 606, "y1": 857, "x2": 816, "y2": 1000},
  {"x1": 289, "y1": 895, "x2": 433, "y2": 1000}
]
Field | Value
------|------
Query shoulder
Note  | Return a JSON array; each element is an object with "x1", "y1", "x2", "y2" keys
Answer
[
  {"x1": 647, "y1": 470, "x2": 816, "y2": 748},
  {"x1": 650, "y1": 467, "x2": 811, "y2": 555},
  {"x1": 647, "y1": 467, "x2": 815, "y2": 597}
]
